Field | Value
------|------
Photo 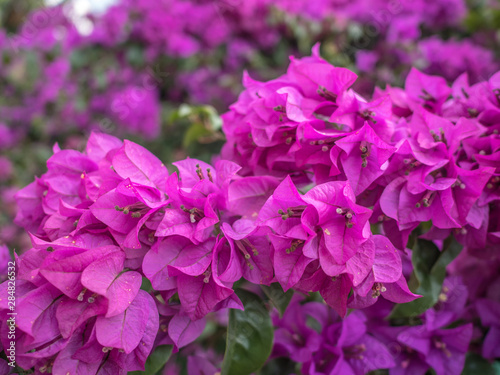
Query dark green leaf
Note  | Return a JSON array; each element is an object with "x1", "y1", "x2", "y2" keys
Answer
[
  {"x1": 390, "y1": 238, "x2": 462, "y2": 319},
  {"x1": 128, "y1": 345, "x2": 172, "y2": 375},
  {"x1": 221, "y1": 289, "x2": 274, "y2": 375},
  {"x1": 462, "y1": 353, "x2": 497, "y2": 375},
  {"x1": 261, "y1": 283, "x2": 294, "y2": 317},
  {"x1": 493, "y1": 361, "x2": 500, "y2": 375},
  {"x1": 140, "y1": 277, "x2": 153, "y2": 292},
  {"x1": 126, "y1": 45, "x2": 145, "y2": 67}
]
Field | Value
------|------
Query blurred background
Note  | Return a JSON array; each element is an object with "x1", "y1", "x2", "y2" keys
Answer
[{"x1": 0, "y1": 0, "x2": 499, "y2": 251}]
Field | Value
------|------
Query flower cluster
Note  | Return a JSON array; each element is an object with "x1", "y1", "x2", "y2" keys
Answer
[
  {"x1": 272, "y1": 291, "x2": 473, "y2": 375},
  {"x1": 220, "y1": 48, "x2": 498, "y2": 373},
  {"x1": 223, "y1": 45, "x2": 499, "y2": 252},
  {"x1": 6, "y1": 116, "x2": 419, "y2": 371}
]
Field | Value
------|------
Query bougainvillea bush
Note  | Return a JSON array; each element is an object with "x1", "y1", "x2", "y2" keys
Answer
[{"x1": 1, "y1": 46, "x2": 499, "y2": 374}]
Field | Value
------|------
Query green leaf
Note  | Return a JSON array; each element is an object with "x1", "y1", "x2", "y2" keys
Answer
[
  {"x1": 221, "y1": 289, "x2": 274, "y2": 375},
  {"x1": 200, "y1": 105, "x2": 222, "y2": 131},
  {"x1": 182, "y1": 122, "x2": 212, "y2": 148},
  {"x1": 128, "y1": 345, "x2": 173, "y2": 375},
  {"x1": 140, "y1": 277, "x2": 153, "y2": 292},
  {"x1": 462, "y1": 353, "x2": 497, "y2": 375},
  {"x1": 70, "y1": 49, "x2": 89, "y2": 69},
  {"x1": 261, "y1": 283, "x2": 293, "y2": 317},
  {"x1": 126, "y1": 45, "x2": 145, "y2": 67},
  {"x1": 390, "y1": 237, "x2": 462, "y2": 319},
  {"x1": 493, "y1": 361, "x2": 500, "y2": 375}
]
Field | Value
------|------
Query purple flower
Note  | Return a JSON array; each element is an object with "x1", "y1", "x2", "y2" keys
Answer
[
  {"x1": 0, "y1": 245, "x2": 10, "y2": 282},
  {"x1": 349, "y1": 235, "x2": 419, "y2": 308},
  {"x1": 405, "y1": 68, "x2": 452, "y2": 113},
  {"x1": 302, "y1": 181, "x2": 373, "y2": 268},
  {"x1": 476, "y1": 299, "x2": 500, "y2": 359},
  {"x1": 397, "y1": 323, "x2": 473, "y2": 375},
  {"x1": 334, "y1": 123, "x2": 396, "y2": 195},
  {"x1": 220, "y1": 220, "x2": 274, "y2": 285},
  {"x1": 303, "y1": 311, "x2": 396, "y2": 375},
  {"x1": 272, "y1": 296, "x2": 329, "y2": 363}
]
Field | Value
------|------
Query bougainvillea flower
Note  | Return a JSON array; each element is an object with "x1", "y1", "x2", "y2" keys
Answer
[
  {"x1": 397, "y1": 323, "x2": 473, "y2": 375},
  {"x1": 142, "y1": 236, "x2": 191, "y2": 291},
  {"x1": 40, "y1": 245, "x2": 120, "y2": 299},
  {"x1": 329, "y1": 90, "x2": 393, "y2": 136},
  {"x1": 220, "y1": 220, "x2": 274, "y2": 285},
  {"x1": 269, "y1": 234, "x2": 315, "y2": 291},
  {"x1": 303, "y1": 311, "x2": 395, "y2": 374},
  {"x1": 56, "y1": 295, "x2": 107, "y2": 338},
  {"x1": 287, "y1": 44, "x2": 357, "y2": 101},
  {"x1": 111, "y1": 140, "x2": 169, "y2": 189},
  {"x1": 349, "y1": 235, "x2": 419, "y2": 308},
  {"x1": 272, "y1": 297, "x2": 329, "y2": 362},
  {"x1": 227, "y1": 175, "x2": 280, "y2": 217},
  {"x1": 475, "y1": 299, "x2": 500, "y2": 359},
  {"x1": 334, "y1": 124, "x2": 396, "y2": 195},
  {"x1": 302, "y1": 181, "x2": 372, "y2": 266},
  {"x1": 176, "y1": 271, "x2": 241, "y2": 320},
  {"x1": 81, "y1": 250, "x2": 142, "y2": 317},
  {"x1": 95, "y1": 290, "x2": 158, "y2": 354},
  {"x1": 371, "y1": 325, "x2": 430, "y2": 375},
  {"x1": 405, "y1": 68, "x2": 451, "y2": 112},
  {"x1": 168, "y1": 313, "x2": 206, "y2": 352},
  {"x1": 16, "y1": 282, "x2": 62, "y2": 340},
  {"x1": 258, "y1": 176, "x2": 309, "y2": 239}
]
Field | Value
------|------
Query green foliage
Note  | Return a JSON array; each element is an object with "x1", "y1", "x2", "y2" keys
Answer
[
  {"x1": 221, "y1": 289, "x2": 274, "y2": 375},
  {"x1": 261, "y1": 283, "x2": 294, "y2": 317},
  {"x1": 390, "y1": 237, "x2": 462, "y2": 319},
  {"x1": 464, "y1": 2, "x2": 500, "y2": 32},
  {"x1": 128, "y1": 345, "x2": 173, "y2": 375},
  {"x1": 140, "y1": 277, "x2": 153, "y2": 292},
  {"x1": 462, "y1": 353, "x2": 500, "y2": 375}
]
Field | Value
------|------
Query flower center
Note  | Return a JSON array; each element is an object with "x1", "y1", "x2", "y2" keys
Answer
[
  {"x1": 202, "y1": 268, "x2": 212, "y2": 283},
  {"x1": 278, "y1": 206, "x2": 306, "y2": 220},
  {"x1": 317, "y1": 86, "x2": 337, "y2": 102},
  {"x1": 286, "y1": 239, "x2": 304, "y2": 254},
  {"x1": 336, "y1": 207, "x2": 355, "y2": 228},
  {"x1": 371, "y1": 282, "x2": 387, "y2": 298},
  {"x1": 273, "y1": 105, "x2": 288, "y2": 122},
  {"x1": 467, "y1": 108, "x2": 479, "y2": 117},
  {"x1": 235, "y1": 239, "x2": 259, "y2": 269},
  {"x1": 403, "y1": 158, "x2": 422, "y2": 175},
  {"x1": 452, "y1": 177, "x2": 466, "y2": 190},
  {"x1": 115, "y1": 202, "x2": 149, "y2": 218},
  {"x1": 343, "y1": 344, "x2": 366, "y2": 360},
  {"x1": 419, "y1": 89, "x2": 435, "y2": 102},
  {"x1": 429, "y1": 128, "x2": 447, "y2": 146},
  {"x1": 433, "y1": 339, "x2": 452, "y2": 358},
  {"x1": 359, "y1": 109, "x2": 376, "y2": 123},
  {"x1": 195, "y1": 164, "x2": 214, "y2": 182},
  {"x1": 180, "y1": 205, "x2": 204, "y2": 223},
  {"x1": 486, "y1": 176, "x2": 500, "y2": 190},
  {"x1": 39, "y1": 362, "x2": 53, "y2": 373},
  {"x1": 415, "y1": 191, "x2": 436, "y2": 208},
  {"x1": 359, "y1": 141, "x2": 371, "y2": 168}
]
